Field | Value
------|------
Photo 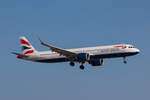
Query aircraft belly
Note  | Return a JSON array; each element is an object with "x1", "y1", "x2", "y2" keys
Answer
[
  {"x1": 90, "y1": 52, "x2": 139, "y2": 59},
  {"x1": 34, "y1": 52, "x2": 138, "y2": 63},
  {"x1": 35, "y1": 57, "x2": 69, "y2": 63}
]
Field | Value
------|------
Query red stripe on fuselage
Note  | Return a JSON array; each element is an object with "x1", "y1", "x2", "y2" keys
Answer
[
  {"x1": 24, "y1": 50, "x2": 34, "y2": 55},
  {"x1": 20, "y1": 39, "x2": 31, "y2": 46},
  {"x1": 113, "y1": 45, "x2": 127, "y2": 48}
]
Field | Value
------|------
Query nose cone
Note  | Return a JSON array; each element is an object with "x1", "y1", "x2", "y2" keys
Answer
[
  {"x1": 136, "y1": 48, "x2": 140, "y2": 52},
  {"x1": 135, "y1": 48, "x2": 140, "y2": 54}
]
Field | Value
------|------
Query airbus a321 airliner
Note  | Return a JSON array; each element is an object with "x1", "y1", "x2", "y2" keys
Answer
[{"x1": 12, "y1": 36, "x2": 140, "y2": 70}]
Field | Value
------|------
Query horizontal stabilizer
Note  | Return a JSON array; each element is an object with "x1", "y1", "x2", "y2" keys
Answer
[{"x1": 11, "y1": 52, "x2": 28, "y2": 58}]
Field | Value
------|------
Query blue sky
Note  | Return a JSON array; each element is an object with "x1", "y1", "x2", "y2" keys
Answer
[{"x1": 0, "y1": 0, "x2": 150, "y2": 100}]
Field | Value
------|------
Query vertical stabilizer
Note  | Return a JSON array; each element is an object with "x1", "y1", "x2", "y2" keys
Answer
[{"x1": 20, "y1": 36, "x2": 37, "y2": 55}]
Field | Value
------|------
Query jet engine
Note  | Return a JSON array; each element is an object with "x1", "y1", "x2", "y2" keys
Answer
[
  {"x1": 77, "y1": 53, "x2": 90, "y2": 61},
  {"x1": 89, "y1": 58, "x2": 104, "y2": 66}
]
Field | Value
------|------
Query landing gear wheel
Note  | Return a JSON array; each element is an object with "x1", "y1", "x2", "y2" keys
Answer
[
  {"x1": 80, "y1": 65, "x2": 85, "y2": 70},
  {"x1": 70, "y1": 62, "x2": 75, "y2": 67},
  {"x1": 124, "y1": 60, "x2": 127, "y2": 64},
  {"x1": 123, "y1": 57, "x2": 127, "y2": 64}
]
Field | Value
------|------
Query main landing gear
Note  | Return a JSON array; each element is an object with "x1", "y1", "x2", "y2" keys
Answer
[
  {"x1": 79, "y1": 65, "x2": 85, "y2": 70},
  {"x1": 70, "y1": 62, "x2": 75, "y2": 67},
  {"x1": 69, "y1": 62, "x2": 85, "y2": 70},
  {"x1": 123, "y1": 57, "x2": 127, "y2": 64}
]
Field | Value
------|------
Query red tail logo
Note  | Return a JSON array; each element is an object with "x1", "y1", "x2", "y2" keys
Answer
[
  {"x1": 23, "y1": 50, "x2": 34, "y2": 55},
  {"x1": 20, "y1": 36, "x2": 36, "y2": 55},
  {"x1": 20, "y1": 39, "x2": 31, "y2": 46}
]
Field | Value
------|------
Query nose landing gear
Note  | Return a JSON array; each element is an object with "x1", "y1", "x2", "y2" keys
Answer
[
  {"x1": 80, "y1": 65, "x2": 85, "y2": 70},
  {"x1": 123, "y1": 57, "x2": 127, "y2": 64}
]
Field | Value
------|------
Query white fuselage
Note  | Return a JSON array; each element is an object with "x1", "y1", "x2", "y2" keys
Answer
[{"x1": 24, "y1": 44, "x2": 140, "y2": 63}]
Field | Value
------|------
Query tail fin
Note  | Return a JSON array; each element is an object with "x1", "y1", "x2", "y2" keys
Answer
[{"x1": 20, "y1": 36, "x2": 37, "y2": 55}]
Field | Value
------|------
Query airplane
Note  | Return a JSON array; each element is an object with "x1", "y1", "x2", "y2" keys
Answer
[{"x1": 12, "y1": 36, "x2": 140, "y2": 70}]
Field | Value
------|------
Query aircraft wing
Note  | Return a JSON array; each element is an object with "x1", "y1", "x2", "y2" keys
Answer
[{"x1": 39, "y1": 38, "x2": 77, "y2": 58}]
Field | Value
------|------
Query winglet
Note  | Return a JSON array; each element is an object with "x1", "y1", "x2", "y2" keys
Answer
[
  {"x1": 38, "y1": 37, "x2": 54, "y2": 49},
  {"x1": 38, "y1": 37, "x2": 46, "y2": 46},
  {"x1": 38, "y1": 37, "x2": 43, "y2": 45}
]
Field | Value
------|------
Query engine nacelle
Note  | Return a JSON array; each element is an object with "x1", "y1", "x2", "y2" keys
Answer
[
  {"x1": 77, "y1": 53, "x2": 90, "y2": 61},
  {"x1": 89, "y1": 58, "x2": 104, "y2": 66}
]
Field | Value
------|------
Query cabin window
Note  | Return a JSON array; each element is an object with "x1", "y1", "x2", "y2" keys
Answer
[{"x1": 128, "y1": 46, "x2": 134, "y2": 48}]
